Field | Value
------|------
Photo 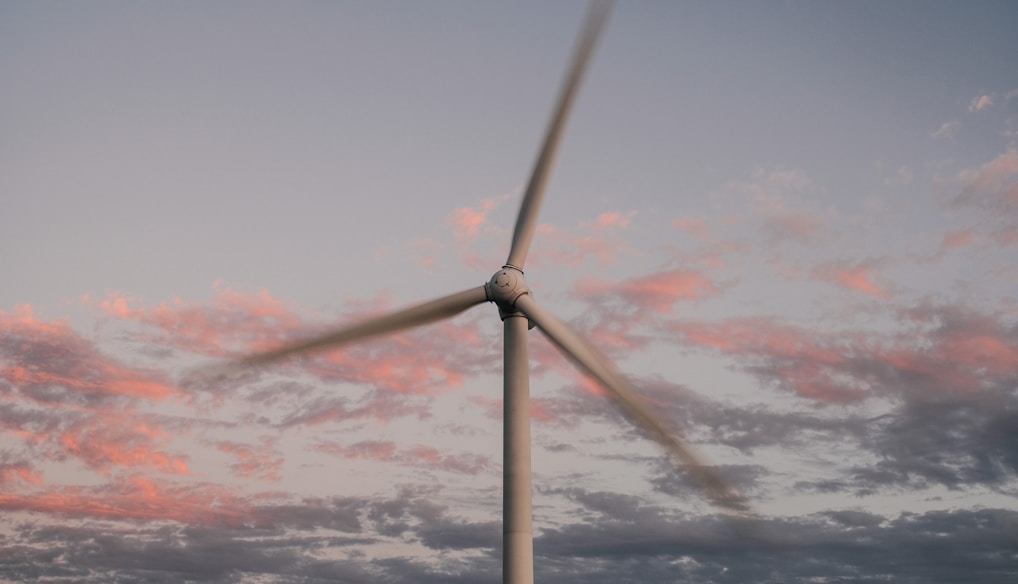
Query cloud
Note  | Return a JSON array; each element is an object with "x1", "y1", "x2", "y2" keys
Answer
[
  {"x1": 883, "y1": 165, "x2": 914, "y2": 186},
  {"x1": 949, "y1": 150, "x2": 1018, "y2": 247},
  {"x1": 0, "y1": 475, "x2": 255, "y2": 527},
  {"x1": 0, "y1": 305, "x2": 199, "y2": 482},
  {"x1": 666, "y1": 304, "x2": 1018, "y2": 405},
  {"x1": 724, "y1": 167, "x2": 823, "y2": 208},
  {"x1": 969, "y1": 93, "x2": 995, "y2": 112},
  {"x1": 449, "y1": 197, "x2": 501, "y2": 244},
  {"x1": 92, "y1": 285, "x2": 309, "y2": 358},
  {"x1": 849, "y1": 397, "x2": 1018, "y2": 490},
  {"x1": 716, "y1": 167, "x2": 832, "y2": 246},
  {"x1": 95, "y1": 285, "x2": 495, "y2": 396},
  {"x1": 763, "y1": 211, "x2": 825, "y2": 243},
  {"x1": 573, "y1": 269, "x2": 720, "y2": 315},
  {"x1": 672, "y1": 217, "x2": 711, "y2": 242},
  {"x1": 316, "y1": 439, "x2": 491, "y2": 475},
  {"x1": 0, "y1": 457, "x2": 42, "y2": 486},
  {"x1": 216, "y1": 436, "x2": 283, "y2": 481},
  {"x1": 940, "y1": 227, "x2": 977, "y2": 250},
  {"x1": 810, "y1": 261, "x2": 891, "y2": 298},
  {"x1": 931, "y1": 120, "x2": 959, "y2": 139},
  {"x1": 276, "y1": 390, "x2": 431, "y2": 428},
  {"x1": 298, "y1": 317, "x2": 494, "y2": 395},
  {"x1": 2, "y1": 500, "x2": 1015, "y2": 583},
  {"x1": 1, "y1": 305, "x2": 182, "y2": 402},
  {"x1": 591, "y1": 212, "x2": 633, "y2": 232},
  {"x1": 528, "y1": 213, "x2": 635, "y2": 267},
  {"x1": 57, "y1": 418, "x2": 191, "y2": 475},
  {"x1": 531, "y1": 503, "x2": 1018, "y2": 584},
  {"x1": 954, "y1": 148, "x2": 1018, "y2": 212}
]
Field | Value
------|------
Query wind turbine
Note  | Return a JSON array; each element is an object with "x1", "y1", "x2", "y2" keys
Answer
[{"x1": 217, "y1": 2, "x2": 747, "y2": 582}]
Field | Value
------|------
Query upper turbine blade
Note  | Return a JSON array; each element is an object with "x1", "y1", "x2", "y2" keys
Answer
[
  {"x1": 505, "y1": 0, "x2": 613, "y2": 270},
  {"x1": 221, "y1": 285, "x2": 489, "y2": 370},
  {"x1": 513, "y1": 293, "x2": 750, "y2": 516}
]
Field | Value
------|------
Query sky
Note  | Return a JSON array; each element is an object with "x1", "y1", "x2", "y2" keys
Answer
[{"x1": 2, "y1": 0, "x2": 1018, "y2": 582}]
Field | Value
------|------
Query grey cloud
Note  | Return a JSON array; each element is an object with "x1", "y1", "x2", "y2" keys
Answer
[{"x1": 2, "y1": 486, "x2": 1016, "y2": 583}]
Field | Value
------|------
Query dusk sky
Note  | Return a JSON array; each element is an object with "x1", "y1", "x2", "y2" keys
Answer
[{"x1": 3, "y1": 1, "x2": 1018, "y2": 582}]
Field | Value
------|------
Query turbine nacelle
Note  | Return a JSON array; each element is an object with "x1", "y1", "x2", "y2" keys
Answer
[{"x1": 486, "y1": 265, "x2": 535, "y2": 326}]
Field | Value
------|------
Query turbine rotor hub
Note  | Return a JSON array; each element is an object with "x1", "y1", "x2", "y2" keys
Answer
[{"x1": 486, "y1": 265, "x2": 533, "y2": 322}]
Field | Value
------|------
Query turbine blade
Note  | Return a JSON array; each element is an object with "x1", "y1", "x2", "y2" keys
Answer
[
  {"x1": 514, "y1": 293, "x2": 750, "y2": 515},
  {"x1": 222, "y1": 285, "x2": 489, "y2": 370},
  {"x1": 505, "y1": 0, "x2": 613, "y2": 270}
]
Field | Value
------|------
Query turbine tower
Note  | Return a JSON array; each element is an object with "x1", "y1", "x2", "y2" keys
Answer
[{"x1": 218, "y1": 3, "x2": 747, "y2": 582}]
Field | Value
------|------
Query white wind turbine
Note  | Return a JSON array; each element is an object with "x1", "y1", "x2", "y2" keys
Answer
[{"x1": 218, "y1": 3, "x2": 748, "y2": 582}]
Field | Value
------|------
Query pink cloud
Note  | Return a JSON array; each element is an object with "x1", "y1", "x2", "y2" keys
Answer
[
  {"x1": 468, "y1": 395, "x2": 579, "y2": 428},
  {"x1": 969, "y1": 93, "x2": 994, "y2": 112},
  {"x1": 57, "y1": 420, "x2": 190, "y2": 476},
  {"x1": 217, "y1": 437, "x2": 283, "y2": 481},
  {"x1": 764, "y1": 211, "x2": 824, "y2": 243},
  {"x1": 955, "y1": 149, "x2": 1018, "y2": 210},
  {"x1": 672, "y1": 217, "x2": 710, "y2": 242},
  {"x1": 667, "y1": 319, "x2": 871, "y2": 402},
  {"x1": 0, "y1": 460, "x2": 42, "y2": 486},
  {"x1": 991, "y1": 227, "x2": 1018, "y2": 246},
  {"x1": 811, "y1": 262, "x2": 891, "y2": 298},
  {"x1": 301, "y1": 317, "x2": 490, "y2": 395},
  {"x1": 0, "y1": 476, "x2": 256, "y2": 527},
  {"x1": 587, "y1": 315, "x2": 649, "y2": 353},
  {"x1": 316, "y1": 439, "x2": 489, "y2": 474},
  {"x1": 937, "y1": 332, "x2": 1018, "y2": 375},
  {"x1": 525, "y1": 213, "x2": 634, "y2": 267},
  {"x1": 592, "y1": 212, "x2": 632, "y2": 231},
  {"x1": 931, "y1": 120, "x2": 959, "y2": 139},
  {"x1": 575, "y1": 269, "x2": 720, "y2": 314},
  {"x1": 0, "y1": 396, "x2": 191, "y2": 478},
  {"x1": 92, "y1": 285, "x2": 308, "y2": 358},
  {"x1": 96, "y1": 285, "x2": 491, "y2": 396},
  {"x1": 676, "y1": 319, "x2": 844, "y2": 365},
  {"x1": 317, "y1": 439, "x2": 398, "y2": 461},
  {"x1": 668, "y1": 307, "x2": 1018, "y2": 403},
  {"x1": 278, "y1": 391, "x2": 430, "y2": 428},
  {"x1": 0, "y1": 305, "x2": 182, "y2": 401},
  {"x1": 941, "y1": 228, "x2": 976, "y2": 250},
  {"x1": 449, "y1": 197, "x2": 499, "y2": 243}
]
